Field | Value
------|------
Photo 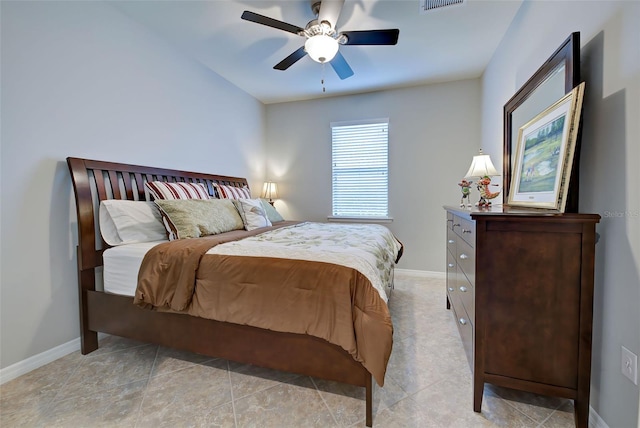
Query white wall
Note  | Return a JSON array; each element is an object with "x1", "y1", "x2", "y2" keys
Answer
[
  {"x1": 266, "y1": 80, "x2": 481, "y2": 271},
  {"x1": 0, "y1": 1, "x2": 265, "y2": 369},
  {"x1": 481, "y1": 2, "x2": 640, "y2": 427}
]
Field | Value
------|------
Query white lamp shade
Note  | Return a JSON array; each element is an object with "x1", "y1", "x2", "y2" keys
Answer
[
  {"x1": 261, "y1": 182, "x2": 279, "y2": 200},
  {"x1": 464, "y1": 150, "x2": 499, "y2": 178},
  {"x1": 305, "y1": 35, "x2": 339, "y2": 63}
]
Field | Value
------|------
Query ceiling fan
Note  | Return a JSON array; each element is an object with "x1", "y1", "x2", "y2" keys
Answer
[{"x1": 241, "y1": 0, "x2": 399, "y2": 80}]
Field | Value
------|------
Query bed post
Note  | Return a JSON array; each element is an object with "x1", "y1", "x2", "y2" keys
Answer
[
  {"x1": 67, "y1": 157, "x2": 100, "y2": 354},
  {"x1": 77, "y1": 249, "x2": 98, "y2": 354}
]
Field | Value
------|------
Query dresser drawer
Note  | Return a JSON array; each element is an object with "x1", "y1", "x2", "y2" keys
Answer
[
  {"x1": 454, "y1": 216, "x2": 476, "y2": 247},
  {"x1": 456, "y1": 238, "x2": 476, "y2": 286},
  {"x1": 447, "y1": 227, "x2": 456, "y2": 256},
  {"x1": 446, "y1": 250, "x2": 456, "y2": 276},
  {"x1": 446, "y1": 251, "x2": 458, "y2": 303},
  {"x1": 457, "y1": 273, "x2": 474, "y2": 323},
  {"x1": 451, "y1": 301, "x2": 473, "y2": 368}
]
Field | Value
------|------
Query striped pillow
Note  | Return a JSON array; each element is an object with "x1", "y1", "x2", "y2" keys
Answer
[
  {"x1": 145, "y1": 181, "x2": 210, "y2": 200},
  {"x1": 215, "y1": 184, "x2": 251, "y2": 200}
]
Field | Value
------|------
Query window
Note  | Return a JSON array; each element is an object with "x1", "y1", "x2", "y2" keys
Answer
[{"x1": 331, "y1": 119, "x2": 389, "y2": 218}]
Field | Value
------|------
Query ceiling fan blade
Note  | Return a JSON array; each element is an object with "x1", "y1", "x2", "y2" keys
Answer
[
  {"x1": 340, "y1": 29, "x2": 399, "y2": 45},
  {"x1": 318, "y1": 0, "x2": 345, "y2": 30},
  {"x1": 330, "y1": 51, "x2": 354, "y2": 80},
  {"x1": 274, "y1": 47, "x2": 308, "y2": 70},
  {"x1": 241, "y1": 11, "x2": 304, "y2": 35}
]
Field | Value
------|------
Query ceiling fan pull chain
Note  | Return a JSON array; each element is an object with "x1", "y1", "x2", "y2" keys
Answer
[{"x1": 321, "y1": 62, "x2": 326, "y2": 93}]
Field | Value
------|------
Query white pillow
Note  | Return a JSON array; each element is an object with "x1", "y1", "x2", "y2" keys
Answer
[
  {"x1": 99, "y1": 200, "x2": 167, "y2": 246},
  {"x1": 233, "y1": 199, "x2": 272, "y2": 231}
]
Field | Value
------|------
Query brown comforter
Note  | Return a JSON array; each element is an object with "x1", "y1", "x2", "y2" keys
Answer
[{"x1": 134, "y1": 221, "x2": 394, "y2": 386}]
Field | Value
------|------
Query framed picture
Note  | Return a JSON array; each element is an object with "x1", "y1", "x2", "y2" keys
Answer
[{"x1": 508, "y1": 82, "x2": 585, "y2": 211}]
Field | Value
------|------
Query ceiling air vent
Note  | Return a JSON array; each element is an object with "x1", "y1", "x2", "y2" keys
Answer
[{"x1": 420, "y1": 0, "x2": 464, "y2": 14}]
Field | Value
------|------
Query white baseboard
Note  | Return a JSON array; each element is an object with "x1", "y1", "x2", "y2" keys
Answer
[
  {"x1": 589, "y1": 406, "x2": 610, "y2": 428},
  {"x1": 395, "y1": 268, "x2": 446, "y2": 279},
  {"x1": 0, "y1": 337, "x2": 80, "y2": 385},
  {"x1": 0, "y1": 333, "x2": 108, "y2": 385}
]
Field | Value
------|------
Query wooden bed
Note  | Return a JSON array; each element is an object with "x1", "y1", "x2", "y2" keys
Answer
[{"x1": 67, "y1": 157, "x2": 377, "y2": 426}]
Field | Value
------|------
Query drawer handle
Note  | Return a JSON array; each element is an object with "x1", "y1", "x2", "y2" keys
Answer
[
  {"x1": 448, "y1": 263, "x2": 454, "y2": 268},
  {"x1": 453, "y1": 223, "x2": 460, "y2": 228},
  {"x1": 459, "y1": 286, "x2": 468, "y2": 292},
  {"x1": 448, "y1": 239, "x2": 455, "y2": 244},
  {"x1": 462, "y1": 228, "x2": 472, "y2": 234},
  {"x1": 448, "y1": 287, "x2": 454, "y2": 292},
  {"x1": 459, "y1": 318, "x2": 467, "y2": 325},
  {"x1": 459, "y1": 254, "x2": 468, "y2": 260}
]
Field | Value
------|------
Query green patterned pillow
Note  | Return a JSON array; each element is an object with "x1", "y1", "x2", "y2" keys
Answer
[
  {"x1": 260, "y1": 199, "x2": 285, "y2": 223},
  {"x1": 154, "y1": 199, "x2": 244, "y2": 240}
]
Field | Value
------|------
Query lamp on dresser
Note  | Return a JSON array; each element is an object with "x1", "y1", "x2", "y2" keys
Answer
[
  {"x1": 464, "y1": 149, "x2": 500, "y2": 207},
  {"x1": 261, "y1": 181, "x2": 279, "y2": 206}
]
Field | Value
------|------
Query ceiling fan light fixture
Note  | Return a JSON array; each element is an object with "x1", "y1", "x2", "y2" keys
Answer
[{"x1": 305, "y1": 34, "x2": 339, "y2": 63}]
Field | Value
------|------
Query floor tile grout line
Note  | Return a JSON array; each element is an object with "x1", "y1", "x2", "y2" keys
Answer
[
  {"x1": 41, "y1": 349, "x2": 88, "y2": 415},
  {"x1": 309, "y1": 376, "x2": 340, "y2": 427},
  {"x1": 133, "y1": 345, "x2": 160, "y2": 428},
  {"x1": 536, "y1": 399, "x2": 571, "y2": 428},
  {"x1": 494, "y1": 386, "x2": 568, "y2": 426},
  {"x1": 227, "y1": 360, "x2": 239, "y2": 428},
  {"x1": 388, "y1": 369, "x2": 447, "y2": 397},
  {"x1": 505, "y1": 400, "x2": 543, "y2": 426},
  {"x1": 49, "y1": 345, "x2": 160, "y2": 405}
]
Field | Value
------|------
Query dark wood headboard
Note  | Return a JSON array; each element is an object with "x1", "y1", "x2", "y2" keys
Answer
[{"x1": 66, "y1": 157, "x2": 249, "y2": 274}]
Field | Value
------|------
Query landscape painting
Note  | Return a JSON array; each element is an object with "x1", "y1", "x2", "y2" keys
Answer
[{"x1": 517, "y1": 114, "x2": 565, "y2": 193}]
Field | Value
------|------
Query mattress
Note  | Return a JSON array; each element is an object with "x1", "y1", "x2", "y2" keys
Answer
[{"x1": 103, "y1": 241, "x2": 167, "y2": 296}]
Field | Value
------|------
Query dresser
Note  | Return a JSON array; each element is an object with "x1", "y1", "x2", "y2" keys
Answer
[{"x1": 444, "y1": 205, "x2": 600, "y2": 428}]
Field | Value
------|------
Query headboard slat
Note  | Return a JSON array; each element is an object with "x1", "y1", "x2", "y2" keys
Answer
[
  {"x1": 133, "y1": 173, "x2": 146, "y2": 200},
  {"x1": 122, "y1": 172, "x2": 134, "y2": 200},
  {"x1": 94, "y1": 170, "x2": 108, "y2": 201},
  {"x1": 108, "y1": 171, "x2": 121, "y2": 199}
]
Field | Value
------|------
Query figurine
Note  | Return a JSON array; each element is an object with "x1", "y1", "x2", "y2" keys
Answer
[
  {"x1": 458, "y1": 179, "x2": 473, "y2": 207},
  {"x1": 476, "y1": 176, "x2": 500, "y2": 207}
]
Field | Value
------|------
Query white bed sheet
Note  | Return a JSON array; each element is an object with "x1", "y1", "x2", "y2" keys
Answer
[{"x1": 103, "y1": 241, "x2": 168, "y2": 296}]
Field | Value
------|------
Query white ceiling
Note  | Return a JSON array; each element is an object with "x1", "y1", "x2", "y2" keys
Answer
[{"x1": 110, "y1": 0, "x2": 522, "y2": 104}]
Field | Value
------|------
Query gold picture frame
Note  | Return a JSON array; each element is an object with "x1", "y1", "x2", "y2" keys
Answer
[{"x1": 507, "y1": 82, "x2": 585, "y2": 212}]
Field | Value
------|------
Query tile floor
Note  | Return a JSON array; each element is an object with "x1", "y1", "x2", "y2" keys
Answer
[{"x1": 0, "y1": 273, "x2": 576, "y2": 427}]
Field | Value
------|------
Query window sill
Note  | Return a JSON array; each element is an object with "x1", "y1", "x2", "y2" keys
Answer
[{"x1": 327, "y1": 216, "x2": 394, "y2": 223}]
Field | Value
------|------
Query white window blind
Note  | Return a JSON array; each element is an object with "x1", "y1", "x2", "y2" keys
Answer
[{"x1": 331, "y1": 119, "x2": 389, "y2": 217}]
